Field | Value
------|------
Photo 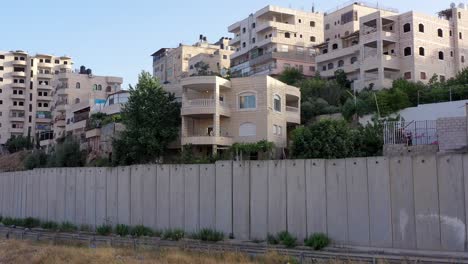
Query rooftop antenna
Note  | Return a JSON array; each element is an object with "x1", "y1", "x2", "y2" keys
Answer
[{"x1": 312, "y1": 1, "x2": 315, "y2": 12}]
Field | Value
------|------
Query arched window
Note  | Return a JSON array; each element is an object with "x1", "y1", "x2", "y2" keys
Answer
[
  {"x1": 403, "y1": 23, "x2": 411, "y2": 33},
  {"x1": 273, "y1": 94, "x2": 281, "y2": 112},
  {"x1": 239, "y1": 122, "x2": 256, "y2": 137},
  {"x1": 322, "y1": 49, "x2": 328, "y2": 54},
  {"x1": 74, "y1": 98, "x2": 80, "y2": 104},
  {"x1": 239, "y1": 92, "x2": 256, "y2": 109},
  {"x1": 438, "y1": 29, "x2": 443, "y2": 37},
  {"x1": 332, "y1": 43, "x2": 338, "y2": 50},
  {"x1": 418, "y1": 23, "x2": 424, "y2": 33},
  {"x1": 285, "y1": 32, "x2": 291, "y2": 38},
  {"x1": 327, "y1": 63, "x2": 334, "y2": 70},
  {"x1": 350, "y1": 57, "x2": 358, "y2": 64},
  {"x1": 97, "y1": 85, "x2": 102, "y2": 91},
  {"x1": 76, "y1": 82, "x2": 80, "y2": 89},
  {"x1": 93, "y1": 84, "x2": 97, "y2": 90},
  {"x1": 338, "y1": 60, "x2": 344, "y2": 67},
  {"x1": 439, "y1": 51, "x2": 444, "y2": 60},
  {"x1": 106, "y1": 86, "x2": 112, "y2": 92},
  {"x1": 404, "y1": 47, "x2": 412, "y2": 56},
  {"x1": 419, "y1": 47, "x2": 425, "y2": 56}
]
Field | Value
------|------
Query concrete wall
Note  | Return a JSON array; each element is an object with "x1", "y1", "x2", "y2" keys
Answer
[
  {"x1": 1, "y1": 155, "x2": 468, "y2": 252},
  {"x1": 437, "y1": 117, "x2": 467, "y2": 152}
]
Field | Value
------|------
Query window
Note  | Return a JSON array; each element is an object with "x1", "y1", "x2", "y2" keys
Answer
[
  {"x1": 239, "y1": 93, "x2": 256, "y2": 109},
  {"x1": 278, "y1": 45, "x2": 288, "y2": 52},
  {"x1": 403, "y1": 23, "x2": 411, "y2": 33},
  {"x1": 239, "y1": 123, "x2": 256, "y2": 137},
  {"x1": 459, "y1": 12, "x2": 462, "y2": 19},
  {"x1": 451, "y1": 51, "x2": 454, "y2": 57},
  {"x1": 310, "y1": 21, "x2": 315, "y2": 27},
  {"x1": 438, "y1": 29, "x2": 443, "y2": 37},
  {"x1": 298, "y1": 19, "x2": 302, "y2": 23},
  {"x1": 322, "y1": 65, "x2": 327, "y2": 71},
  {"x1": 460, "y1": 32, "x2": 463, "y2": 39},
  {"x1": 338, "y1": 60, "x2": 344, "y2": 67},
  {"x1": 439, "y1": 51, "x2": 444, "y2": 60},
  {"x1": 419, "y1": 47, "x2": 425, "y2": 56},
  {"x1": 309, "y1": 66, "x2": 316, "y2": 72},
  {"x1": 322, "y1": 49, "x2": 328, "y2": 54},
  {"x1": 252, "y1": 23, "x2": 256, "y2": 28},
  {"x1": 0, "y1": 55, "x2": 4, "y2": 59},
  {"x1": 462, "y1": 56, "x2": 465, "y2": 63},
  {"x1": 273, "y1": 95, "x2": 281, "y2": 112},
  {"x1": 285, "y1": 32, "x2": 291, "y2": 38},
  {"x1": 223, "y1": 55, "x2": 228, "y2": 60},
  {"x1": 242, "y1": 27, "x2": 246, "y2": 33},
  {"x1": 0, "y1": 78, "x2": 2, "y2": 82},
  {"x1": 418, "y1": 23, "x2": 424, "y2": 33},
  {"x1": 310, "y1": 36, "x2": 316, "y2": 42},
  {"x1": 325, "y1": 24, "x2": 330, "y2": 30},
  {"x1": 327, "y1": 63, "x2": 334, "y2": 70},
  {"x1": 0, "y1": 66, "x2": 3, "y2": 71},
  {"x1": 332, "y1": 43, "x2": 338, "y2": 50},
  {"x1": 420, "y1": 72, "x2": 427, "y2": 80},
  {"x1": 252, "y1": 37, "x2": 256, "y2": 43},
  {"x1": 351, "y1": 57, "x2": 358, "y2": 64},
  {"x1": 242, "y1": 42, "x2": 246, "y2": 48},
  {"x1": 75, "y1": 98, "x2": 80, "y2": 104},
  {"x1": 106, "y1": 86, "x2": 112, "y2": 92},
  {"x1": 299, "y1": 34, "x2": 303, "y2": 38},
  {"x1": 76, "y1": 82, "x2": 80, "y2": 89},
  {"x1": 404, "y1": 47, "x2": 412, "y2": 56},
  {"x1": 54, "y1": 60, "x2": 59, "y2": 64},
  {"x1": 404, "y1": 72, "x2": 412, "y2": 79}
]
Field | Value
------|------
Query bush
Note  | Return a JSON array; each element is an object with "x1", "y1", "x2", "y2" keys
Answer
[
  {"x1": 277, "y1": 231, "x2": 297, "y2": 248},
  {"x1": 59, "y1": 222, "x2": 78, "y2": 232},
  {"x1": 192, "y1": 229, "x2": 224, "y2": 242},
  {"x1": 2, "y1": 217, "x2": 14, "y2": 226},
  {"x1": 0, "y1": 215, "x2": 2, "y2": 223},
  {"x1": 131, "y1": 225, "x2": 153, "y2": 237},
  {"x1": 24, "y1": 150, "x2": 48, "y2": 170},
  {"x1": 304, "y1": 233, "x2": 330, "y2": 250},
  {"x1": 5, "y1": 136, "x2": 33, "y2": 153},
  {"x1": 23, "y1": 217, "x2": 41, "y2": 228},
  {"x1": 162, "y1": 229, "x2": 185, "y2": 241},
  {"x1": 267, "y1": 233, "x2": 279, "y2": 245},
  {"x1": 80, "y1": 224, "x2": 92, "y2": 232},
  {"x1": 115, "y1": 224, "x2": 130, "y2": 237},
  {"x1": 47, "y1": 139, "x2": 86, "y2": 168},
  {"x1": 12, "y1": 218, "x2": 25, "y2": 227},
  {"x1": 96, "y1": 224, "x2": 112, "y2": 236},
  {"x1": 41, "y1": 221, "x2": 59, "y2": 230}
]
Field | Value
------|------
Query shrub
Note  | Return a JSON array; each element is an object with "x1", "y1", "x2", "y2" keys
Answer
[
  {"x1": 47, "y1": 139, "x2": 86, "y2": 168},
  {"x1": 276, "y1": 231, "x2": 297, "y2": 248},
  {"x1": 5, "y1": 136, "x2": 33, "y2": 153},
  {"x1": 131, "y1": 225, "x2": 153, "y2": 237},
  {"x1": 193, "y1": 229, "x2": 224, "y2": 242},
  {"x1": 162, "y1": 229, "x2": 185, "y2": 241},
  {"x1": 59, "y1": 222, "x2": 78, "y2": 232},
  {"x1": 2, "y1": 217, "x2": 14, "y2": 226},
  {"x1": 115, "y1": 224, "x2": 130, "y2": 237},
  {"x1": 0, "y1": 215, "x2": 3, "y2": 223},
  {"x1": 80, "y1": 224, "x2": 92, "y2": 232},
  {"x1": 24, "y1": 150, "x2": 48, "y2": 170},
  {"x1": 96, "y1": 224, "x2": 112, "y2": 236},
  {"x1": 304, "y1": 233, "x2": 330, "y2": 250},
  {"x1": 41, "y1": 221, "x2": 59, "y2": 230},
  {"x1": 23, "y1": 217, "x2": 41, "y2": 228},
  {"x1": 267, "y1": 233, "x2": 279, "y2": 245}
]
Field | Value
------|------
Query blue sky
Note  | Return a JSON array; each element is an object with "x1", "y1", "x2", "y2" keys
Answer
[{"x1": 2, "y1": 0, "x2": 449, "y2": 87}]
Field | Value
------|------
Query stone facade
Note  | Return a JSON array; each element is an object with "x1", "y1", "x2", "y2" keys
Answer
[{"x1": 437, "y1": 116, "x2": 468, "y2": 152}]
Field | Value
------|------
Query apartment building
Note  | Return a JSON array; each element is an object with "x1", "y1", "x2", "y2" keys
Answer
[
  {"x1": 228, "y1": 5, "x2": 324, "y2": 78},
  {"x1": 0, "y1": 50, "x2": 74, "y2": 144},
  {"x1": 47, "y1": 67, "x2": 123, "y2": 147},
  {"x1": 152, "y1": 35, "x2": 233, "y2": 97},
  {"x1": 180, "y1": 75, "x2": 300, "y2": 156},
  {"x1": 315, "y1": 2, "x2": 468, "y2": 90}
]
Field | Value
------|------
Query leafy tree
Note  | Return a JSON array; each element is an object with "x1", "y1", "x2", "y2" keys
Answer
[
  {"x1": 47, "y1": 139, "x2": 85, "y2": 167},
  {"x1": 5, "y1": 136, "x2": 33, "y2": 153},
  {"x1": 278, "y1": 67, "x2": 304, "y2": 85},
  {"x1": 334, "y1": 69, "x2": 351, "y2": 88},
  {"x1": 23, "y1": 150, "x2": 48, "y2": 170},
  {"x1": 192, "y1": 61, "x2": 212, "y2": 76},
  {"x1": 113, "y1": 71, "x2": 181, "y2": 165}
]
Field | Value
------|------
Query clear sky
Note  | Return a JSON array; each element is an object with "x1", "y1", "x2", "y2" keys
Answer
[{"x1": 2, "y1": 0, "x2": 450, "y2": 87}]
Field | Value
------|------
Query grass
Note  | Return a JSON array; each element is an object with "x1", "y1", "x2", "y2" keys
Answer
[{"x1": 0, "y1": 239, "x2": 394, "y2": 264}]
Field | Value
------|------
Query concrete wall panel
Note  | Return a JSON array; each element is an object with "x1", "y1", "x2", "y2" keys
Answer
[
  {"x1": 184, "y1": 165, "x2": 199, "y2": 233},
  {"x1": 0, "y1": 174, "x2": 5, "y2": 216},
  {"x1": 170, "y1": 165, "x2": 185, "y2": 229},
  {"x1": 439, "y1": 155, "x2": 465, "y2": 251},
  {"x1": 305, "y1": 159, "x2": 327, "y2": 236},
  {"x1": 14, "y1": 172, "x2": 21, "y2": 218},
  {"x1": 413, "y1": 155, "x2": 441, "y2": 250},
  {"x1": 390, "y1": 156, "x2": 416, "y2": 249},
  {"x1": 250, "y1": 161, "x2": 268, "y2": 240},
  {"x1": 200, "y1": 164, "x2": 216, "y2": 229},
  {"x1": 95, "y1": 168, "x2": 107, "y2": 226},
  {"x1": 130, "y1": 165, "x2": 144, "y2": 226},
  {"x1": 117, "y1": 166, "x2": 131, "y2": 225},
  {"x1": 106, "y1": 167, "x2": 118, "y2": 226},
  {"x1": 346, "y1": 158, "x2": 370, "y2": 246},
  {"x1": 215, "y1": 161, "x2": 232, "y2": 235},
  {"x1": 25, "y1": 171, "x2": 34, "y2": 218},
  {"x1": 75, "y1": 168, "x2": 87, "y2": 225},
  {"x1": 85, "y1": 168, "x2": 97, "y2": 227},
  {"x1": 156, "y1": 165, "x2": 170, "y2": 230},
  {"x1": 55, "y1": 168, "x2": 67, "y2": 223},
  {"x1": 367, "y1": 157, "x2": 392, "y2": 248},
  {"x1": 32, "y1": 170, "x2": 41, "y2": 219},
  {"x1": 267, "y1": 160, "x2": 286, "y2": 235},
  {"x1": 65, "y1": 168, "x2": 76, "y2": 223},
  {"x1": 39, "y1": 169, "x2": 49, "y2": 221},
  {"x1": 141, "y1": 165, "x2": 157, "y2": 229},
  {"x1": 233, "y1": 161, "x2": 250, "y2": 240},
  {"x1": 20, "y1": 172, "x2": 27, "y2": 218},
  {"x1": 287, "y1": 160, "x2": 307, "y2": 241},
  {"x1": 326, "y1": 159, "x2": 348, "y2": 244}
]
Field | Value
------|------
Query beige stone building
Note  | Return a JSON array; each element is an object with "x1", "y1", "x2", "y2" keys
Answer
[
  {"x1": 228, "y1": 5, "x2": 324, "y2": 78},
  {"x1": 152, "y1": 35, "x2": 233, "y2": 97},
  {"x1": 180, "y1": 75, "x2": 300, "y2": 155},
  {"x1": 315, "y1": 2, "x2": 468, "y2": 90},
  {"x1": 0, "y1": 50, "x2": 74, "y2": 145}
]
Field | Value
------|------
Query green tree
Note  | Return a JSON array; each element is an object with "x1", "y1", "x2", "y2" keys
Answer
[
  {"x1": 113, "y1": 71, "x2": 181, "y2": 165},
  {"x1": 192, "y1": 61, "x2": 212, "y2": 76},
  {"x1": 5, "y1": 136, "x2": 33, "y2": 153},
  {"x1": 47, "y1": 139, "x2": 85, "y2": 167},
  {"x1": 334, "y1": 69, "x2": 351, "y2": 88},
  {"x1": 278, "y1": 67, "x2": 304, "y2": 85}
]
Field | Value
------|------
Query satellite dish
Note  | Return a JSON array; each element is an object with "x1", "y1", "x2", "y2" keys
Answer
[{"x1": 451, "y1": 2, "x2": 456, "y2": 8}]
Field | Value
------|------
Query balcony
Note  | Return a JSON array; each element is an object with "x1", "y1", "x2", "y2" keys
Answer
[
  {"x1": 10, "y1": 116, "x2": 25, "y2": 122},
  {"x1": 9, "y1": 105, "x2": 25, "y2": 111},
  {"x1": 11, "y1": 71, "x2": 26, "y2": 78},
  {"x1": 316, "y1": 45, "x2": 360, "y2": 63},
  {"x1": 12, "y1": 59, "x2": 27, "y2": 66},
  {"x1": 286, "y1": 106, "x2": 300, "y2": 124},
  {"x1": 182, "y1": 99, "x2": 231, "y2": 116},
  {"x1": 229, "y1": 35, "x2": 240, "y2": 46},
  {"x1": 11, "y1": 83, "x2": 26, "y2": 89},
  {"x1": 256, "y1": 21, "x2": 295, "y2": 33},
  {"x1": 37, "y1": 73, "x2": 53, "y2": 79},
  {"x1": 37, "y1": 106, "x2": 51, "y2": 112},
  {"x1": 86, "y1": 128, "x2": 101, "y2": 139},
  {"x1": 37, "y1": 83, "x2": 52, "y2": 90},
  {"x1": 182, "y1": 136, "x2": 233, "y2": 146},
  {"x1": 9, "y1": 128, "x2": 24, "y2": 134},
  {"x1": 37, "y1": 95, "x2": 53, "y2": 101},
  {"x1": 10, "y1": 94, "x2": 25, "y2": 100},
  {"x1": 272, "y1": 52, "x2": 315, "y2": 64},
  {"x1": 38, "y1": 62, "x2": 52, "y2": 68}
]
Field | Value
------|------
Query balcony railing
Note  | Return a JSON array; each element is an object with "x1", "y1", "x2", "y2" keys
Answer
[
  {"x1": 187, "y1": 128, "x2": 231, "y2": 137},
  {"x1": 286, "y1": 106, "x2": 299, "y2": 112}
]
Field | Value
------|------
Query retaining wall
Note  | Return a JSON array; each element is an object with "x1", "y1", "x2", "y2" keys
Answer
[{"x1": 0, "y1": 155, "x2": 468, "y2": 252}]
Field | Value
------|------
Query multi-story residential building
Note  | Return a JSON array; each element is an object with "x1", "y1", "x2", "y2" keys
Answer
[
  {"x1": 152, "y1": 35, "x2": 233, "y2": 97},
  {"x1": 228, "y1": 5, "x2": 324, "y2": 78},
  {"x1": 0, "y1": 50, "x2": 73, "y2": 144},
  {"x1": 45, "y1": 67, "x2": 123, "y2": 147},
  {"x1": 315, "y1": 2, "x2": 468, "y2": 90},
  {"x1": 180, "y1": 75, "x2": 301, "y2": 156}
]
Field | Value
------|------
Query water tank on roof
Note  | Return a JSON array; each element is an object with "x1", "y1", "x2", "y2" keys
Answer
[
  {"x1": 80, "y1": 66, "x2": 86, "y2": 74},
  {"x1": 86, "y1": 69, "x2": 92, "y2": 75}
]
